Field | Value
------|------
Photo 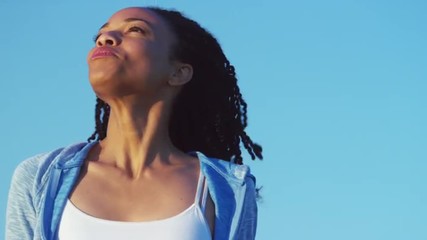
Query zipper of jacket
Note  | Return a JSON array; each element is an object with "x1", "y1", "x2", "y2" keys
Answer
[
  {"x1": 41, "y1": 167, "x2": 62, "y2": 240},
  {"x1": 229, "y1": 165, "x2": 249, "y2": 239},
  {"x1": 231, "y1": 184, "x2": 247, "y2": 240}
]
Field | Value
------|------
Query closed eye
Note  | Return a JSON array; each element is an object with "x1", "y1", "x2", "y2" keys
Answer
[
  {"x1": 92, "y1": 23, "x2": 148, "y2": 43},
  {"x1": 128, "y1": 26, "x2": 146, "y2": 34}
]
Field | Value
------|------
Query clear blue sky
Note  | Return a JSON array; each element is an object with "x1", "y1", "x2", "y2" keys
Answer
[{"x1": 1, "y1": 0, "x2": 426, "y2": 239}]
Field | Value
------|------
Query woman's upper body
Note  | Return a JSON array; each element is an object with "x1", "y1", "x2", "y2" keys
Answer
[
  {"x1": 6, "y1": 6, "x2": 262, "y2": 240},
  {"x1": 58, "y1": 153, "x2": 212, "y2": 240},
  {"x1": 6, "y1": 142, "x2": 257, "y2": 240}
]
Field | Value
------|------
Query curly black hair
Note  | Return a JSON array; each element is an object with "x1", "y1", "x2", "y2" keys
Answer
[{"x1": 88, "y1": 7, "x2": 263, "y2": 165}]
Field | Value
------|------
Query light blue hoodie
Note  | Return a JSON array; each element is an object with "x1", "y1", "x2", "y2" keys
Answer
[{"x1": 6, "y1": 142, "x2": 257, "y2": 240}]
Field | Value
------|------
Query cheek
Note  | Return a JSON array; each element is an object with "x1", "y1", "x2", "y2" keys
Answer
[
  {"x1": 146, "y1": 41, "x2": 170, "y2": 65},
  {"x1": 132, "y1": 42, "x2": 172, "y2": 76}
]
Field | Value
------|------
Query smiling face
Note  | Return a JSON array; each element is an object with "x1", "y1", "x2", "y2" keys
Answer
[{"x1": 87, "y1": 7, "x2": 177, "y2": 100}]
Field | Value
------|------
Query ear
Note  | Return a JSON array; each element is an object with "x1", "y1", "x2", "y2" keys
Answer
[{"x1": 168, "y1": 63, "x2": 193, "y2": 86}]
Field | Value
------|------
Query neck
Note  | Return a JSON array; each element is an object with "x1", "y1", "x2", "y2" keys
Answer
[{"x1": 97, "y1": 97, "x2": 178, "y2": 178}]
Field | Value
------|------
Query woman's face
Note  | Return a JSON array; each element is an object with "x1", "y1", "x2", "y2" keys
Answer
[{"x1": 87, "y1": 7, "x2": 176, "y2": 100}]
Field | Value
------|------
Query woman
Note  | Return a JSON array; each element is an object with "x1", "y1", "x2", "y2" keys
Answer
[{"x1": 6, "y1": 6, "x2": 262, "y2": 240}]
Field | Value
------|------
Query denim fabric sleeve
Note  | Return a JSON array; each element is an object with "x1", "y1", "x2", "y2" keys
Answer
[
  {"x1": 235, "y1": 174, "x2": 258, "y2": 240},
  {"x1": 6, "y1": 157, "x2": 39, "y2": 240}
]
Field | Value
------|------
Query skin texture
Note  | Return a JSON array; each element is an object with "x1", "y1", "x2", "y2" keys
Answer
[{"x1": 70, "y1": 7, "x2": 215, "y2": 236}]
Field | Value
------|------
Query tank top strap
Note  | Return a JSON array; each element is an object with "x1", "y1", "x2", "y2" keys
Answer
[{"x1": 194, "y1": 169, "x2": 209, "y2": 213}]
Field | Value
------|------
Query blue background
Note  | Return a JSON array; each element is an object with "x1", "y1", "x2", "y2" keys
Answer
[{"x1": 1, "y1": 0, "x2": 426, "y2": 239}]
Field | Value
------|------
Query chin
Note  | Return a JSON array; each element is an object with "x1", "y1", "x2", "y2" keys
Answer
[
  {"x1": 89, "y1": 62, "x2": 123, "y2": 83},
  {"x1": 89, "y1": 71, "x2": 121, "y2": 94}
]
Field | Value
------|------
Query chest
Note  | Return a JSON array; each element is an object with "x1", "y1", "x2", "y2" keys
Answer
[
  {"x1": 58, "y1": 198, "x2": 211, "y2": 240},
  {"x1": 68, "y1": 166, "x2": 199, "y2": 222}
]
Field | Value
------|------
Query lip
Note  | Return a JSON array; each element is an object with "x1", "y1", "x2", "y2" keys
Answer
[{"x1": 91, "y1": 47, "x2": 118, "y2": 60}]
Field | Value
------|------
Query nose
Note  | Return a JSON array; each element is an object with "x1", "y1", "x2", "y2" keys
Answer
[{"x1": 96, "y1": 31, "x2": 121, "y2": 47}]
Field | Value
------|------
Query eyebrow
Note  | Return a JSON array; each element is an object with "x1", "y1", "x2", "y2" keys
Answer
[{"x1": 99, "y1": 18, "x2": 152, "y2": 30}]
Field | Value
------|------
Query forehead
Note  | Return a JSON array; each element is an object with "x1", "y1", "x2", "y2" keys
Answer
[
  {"x1": 109, "y1": 7, "x2": 161, "y2": 24},
  {"x1": 105, "y1": 7, "x2": 174, "y2": 38}
]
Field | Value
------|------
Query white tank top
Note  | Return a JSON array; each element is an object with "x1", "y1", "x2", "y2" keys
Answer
[{"x1": 58, "y1": 170, "x2": 212, "y2": 240}]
